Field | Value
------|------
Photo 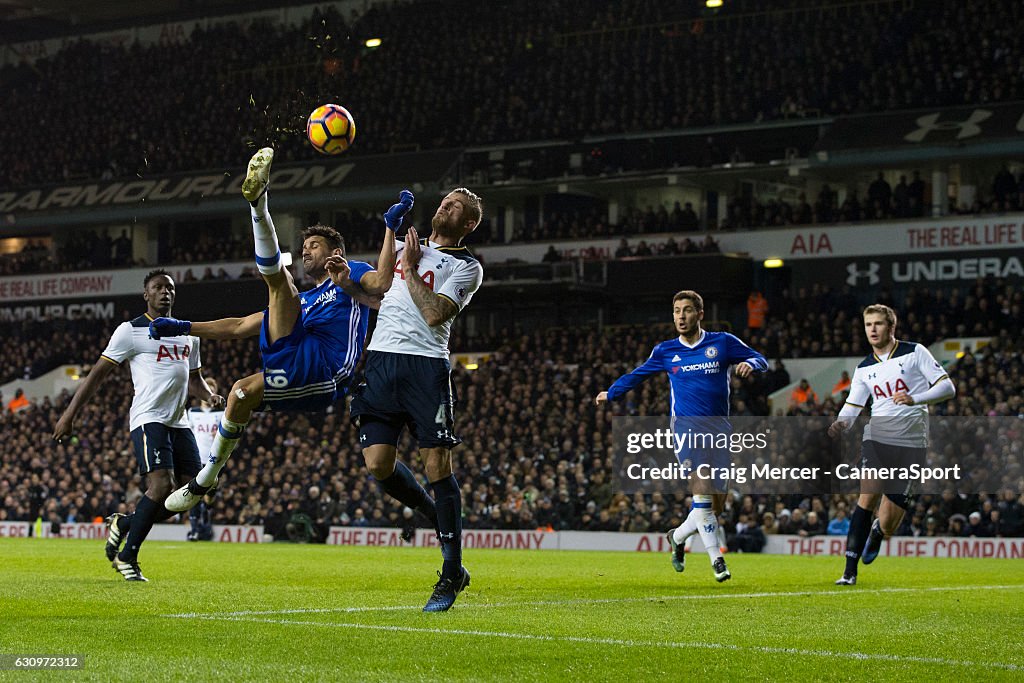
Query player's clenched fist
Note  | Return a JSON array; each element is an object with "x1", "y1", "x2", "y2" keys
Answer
[
  {"x1": 384, "y1": 189, "x2": 415, "y2": 229},
  {"x1": 148, "y1": 317, "x2": 192, "y2": 339}
]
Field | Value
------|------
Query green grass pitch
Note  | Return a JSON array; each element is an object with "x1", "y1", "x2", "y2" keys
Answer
[{"x1": 2, "y1": 538, "x2": 1023, "y2": 681}]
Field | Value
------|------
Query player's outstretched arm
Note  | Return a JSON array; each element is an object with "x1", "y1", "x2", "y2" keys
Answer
[
  {"x1": 599, "y1": 347, "x2": 665, "y2": 404},
  {"x1": 150, "y1": 312, "x2": 262, "y2": 341},
  {"x1": 328, "y1": 190, "x2": 411, "y2": 299},
  {"x1": 53, "y1": 356, "x2": 118, "y2": 442},
  {"x1": 402, "y1": 226, "x2": 459, "y2": 326}
]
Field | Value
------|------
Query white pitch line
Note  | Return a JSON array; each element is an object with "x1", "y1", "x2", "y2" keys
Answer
[
  {"x1": 164, "y1": 583, "x2": 1023, "y2": 619},
  {"x1": 178, "y1": 614, "x2": 1024, "y2": 672}
]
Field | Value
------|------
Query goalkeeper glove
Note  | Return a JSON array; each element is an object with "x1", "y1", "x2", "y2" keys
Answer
[
  {"x1": 149, "y1": 317, "x2": 192, "y2": 339},
  {"x1": 383, "y1": 189, "x2": 415, "y2": 229}
]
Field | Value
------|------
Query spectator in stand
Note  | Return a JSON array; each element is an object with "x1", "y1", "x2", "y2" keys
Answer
[
  {"x1": 541, "y1": 245, "x2": 562, "y2": 263},
  {"x1": 893, "y1": 175, "x2": 910, "y2": 218},
  {"x1": 827, "y1": 507, "x2": 850, "y2": 535},
  {"x1": 7, "y1": 388, "x2": 30, "y2": 414},
  {"x1": 614, "y1": 238, "x2": 632, "y2": 258},
  {"x1": 746, "y1": 291, "x2": 769, "y2": 330},
  {"x1": 800, "y1": 510, "x2": 826, "y2": 537},
  {"x1": 700, "y1": 235, "x2": 720, "y2": 253},
  {"x1": 678, "y1": 202, "x2": 699, "y2": 232},
  {"x1": 831, "y1": 371, "x2": 851, "y2": 397},
  {"x1": 868, "y1": 173, "x2": 892, "y2": 218},
  {"x1": 789, "y1": 378, "x2": 818, "y2": 412},
  {"x1": 965, "y1": 511, "x2": 989, "y2": 537},
  {"x1": 909, "y1": 171, "x2": 926, "y2": 217}
]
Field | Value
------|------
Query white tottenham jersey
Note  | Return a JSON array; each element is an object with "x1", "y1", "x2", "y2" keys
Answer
[
  {"x1": 845, "y1": 340, "x2": 949, "y2": 447},
  {"x1": 369, "y1": 239, "x2": 483, "y2": 359},
  {"x1": 101, "y1": 314, "x2": 200, "y2": 431},
  {"x1": 189, "y1": 407, "x2": 223, "y2": 456}
]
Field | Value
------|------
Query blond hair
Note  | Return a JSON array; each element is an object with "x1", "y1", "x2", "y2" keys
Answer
[{"x1": 863, "y1": 303, "x2": 897, "y2": 328}]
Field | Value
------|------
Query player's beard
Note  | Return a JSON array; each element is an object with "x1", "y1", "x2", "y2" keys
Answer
[
  {"x1": 303, "y1": 257, "x2": 326, "y2": 282},
  {"x1": 431, "y1": 213, "x2": 465, "y2": 239}
]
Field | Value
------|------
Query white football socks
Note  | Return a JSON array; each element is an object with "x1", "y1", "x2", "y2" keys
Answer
[
  {"x1": 683, "y1": 495, "x2": 722, "y2": 563},
  {"x1": 195, "y1": 417, "x2": 247, "y2": 487},
  {"x1": 251, "y1": 193, "x2": 281, "y2": 275}
]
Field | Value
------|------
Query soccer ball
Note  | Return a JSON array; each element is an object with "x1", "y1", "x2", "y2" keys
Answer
[{"x1": 306, "y1": 104, "x2": 356, "y2": 155}]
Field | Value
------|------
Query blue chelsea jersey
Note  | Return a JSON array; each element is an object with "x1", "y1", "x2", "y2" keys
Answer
[
  {"x1": 297, "y1": 260, "x2": 372, "y2": 376},
  {"x1": 607, "y1": 330, "x2": 768, "y2": 418}
]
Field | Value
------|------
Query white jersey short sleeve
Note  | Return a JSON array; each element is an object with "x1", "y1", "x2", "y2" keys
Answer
[
  {"x1": 913, "y1": 343, "x2": 949, "y2": 388},
  {"x1": 369, "y1": 240, "x2": 483, "y2": 358},
  {"x1": 101, "y1": 322, "x2": 135, "y2": 365},
  {"x1": 99, "y1": 314, "x2": 198, "y2": 431}
]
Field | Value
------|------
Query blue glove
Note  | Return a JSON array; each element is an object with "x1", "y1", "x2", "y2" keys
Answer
[
  {"x1": 149, "y1": 317, "x2": 192, "y2": 339},
  {"x1": 383, "y1": 189, "x2": 415, "y2": 229}
]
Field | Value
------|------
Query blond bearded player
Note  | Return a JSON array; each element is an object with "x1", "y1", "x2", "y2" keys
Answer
[{"x1": 344, "y1": 188, "x2": 484, "y2": 612}]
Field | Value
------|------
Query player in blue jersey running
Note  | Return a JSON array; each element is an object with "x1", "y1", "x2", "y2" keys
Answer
[
  {"x1": 148, "y1": 147, "x2": 410, "y2": 512},
  {"x1": 596, "y1": 289, "x2": 767, "y2": 582}
]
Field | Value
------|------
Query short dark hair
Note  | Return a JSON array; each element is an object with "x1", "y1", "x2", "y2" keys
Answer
[
  {"x1": 302, "y1": 224, "x2": 345, "y2": 255},
  {"x1": 144, "y1": 269, "x2": 172, "y2": 287},
  {"x1": 672, "y1": 290, "x2": 704, "y2": 312}
]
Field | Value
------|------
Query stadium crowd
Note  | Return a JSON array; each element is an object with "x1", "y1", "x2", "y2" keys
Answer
[
  {"x1": 2, "y1": 0, "x2": 1023, "y2": 189},
  {"x1": 2, "y1": 293, "x2": 1021, "y2": 543},
  {"x1": 744, "y1": 280, "x2": 1022, "y2": 359},
  {"x1": 0, "y1": 0, "x2": 1019, "y2": 181}
]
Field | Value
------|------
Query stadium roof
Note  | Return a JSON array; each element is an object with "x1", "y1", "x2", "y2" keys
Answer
[{"x1": 0, "y1": 0, "x2": 325, "y2": 41}]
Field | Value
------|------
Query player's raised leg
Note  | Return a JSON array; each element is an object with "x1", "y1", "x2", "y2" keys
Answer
[
  {"x1": 862, "y1": 493, "x2": 908, "y2": 565},
  {"x1": 421, "y1": 446, "x2": 470, "y2": 611},
  {"x1": 243, "y1": 147, "x2": 302, "y2": 345},
  {"x1": 166, "y1": 372, "x2": 263, "y2": 512}
]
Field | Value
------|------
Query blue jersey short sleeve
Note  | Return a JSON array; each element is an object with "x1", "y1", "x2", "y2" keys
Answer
[
  {"x1": 724, "y1": 333, "x2": 768, "y2": 372},
  {"x1": 348, "y1": 260, "x2": 373, "y2": 285}
]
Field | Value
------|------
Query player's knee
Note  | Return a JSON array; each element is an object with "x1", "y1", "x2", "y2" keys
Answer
[
  {"x1": 421, "y1": 448, "x2": 453, "y2": 481},
  {"x1": 146, "y1": 473, "x2": 174, "y2": 500},
  {"x1": 229, "y1": 377, "x2": 263, "y2": 408},
  {"x1": 364, "y1": 453, "x2": 396, "y2": 480}
]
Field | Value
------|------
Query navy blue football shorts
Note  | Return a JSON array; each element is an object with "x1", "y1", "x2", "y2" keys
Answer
[
  {"x1": 859, "y1": 440, "x2": 925, "y2": 509},
  {"x1": 350, "y1": 350, "x2": 461, "y2": 449},
  {"x1": 259, "y1": 312, "x2": 346, "y2": 412},
  {"x1": 130, "y1": 423, "x2": 202, "y2": 478}
]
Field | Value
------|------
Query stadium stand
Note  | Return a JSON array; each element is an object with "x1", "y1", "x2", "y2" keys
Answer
[
  {"x1": 2, "y1": 0, "x2": 1022, "y2": 190},
  {"x1": 2, "y1": 293, "x2": 1020, "y2": 539}
]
